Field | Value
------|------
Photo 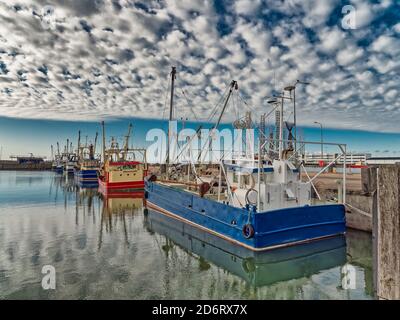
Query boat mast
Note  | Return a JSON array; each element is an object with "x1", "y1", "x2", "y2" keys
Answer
[
  {"x1": 51, "y1": 145, "x2": 54, "y2": 161},
  {"x1": 77, "y1": 130, "x2": 81, "y2": 159},
  {"x1": 166, "y1": 66, "x2": 176, "y2": 178},
  {"x1": 214, "y1": 80, "x2": 237, "y2": 130},
  {"x1": 101, "y1": 121, "x2": 106, "y2": 163},
  {"x1": 94, "y1": 132, "x2": 98, "y2": 155},
  {"x1": 123, "y1": 123, "x2": 132, "y2": 161},
  {"x1": 56, "y1": 142, "x2": 60, "y2": 157},
  {"x1": 279, "y1": 94, "x2": 284, "y2": 160},
  {"x1": 198, "y1": 80, "x2": 237, "y2": 163}
]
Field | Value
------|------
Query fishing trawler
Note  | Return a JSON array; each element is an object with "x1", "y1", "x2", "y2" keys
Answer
[
  {"x1": 98, "y1": 122, "x2": 148, "y2": 194},
  {"x1": 60, "y1": 139, "x2": 78, "y2": 175},
  {"x1": 145, "y1": 67, "x2": 346, "y2": 251},
  {"x1": 74, "y1": 131, "x2": 100, "y2": 185},
  {"x1": 52, "y1": 143, "x2": 63, "y2": 174}
]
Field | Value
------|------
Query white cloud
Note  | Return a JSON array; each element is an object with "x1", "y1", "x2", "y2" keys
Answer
[
  {"x1": 233, "y1": 0, "x2": 262, "y2": 16},
  {"x1": 0, "y1": 0, "x2": 399, "y2": 133},
  {"x1": 370, "y1": 35, "x2": 400, "y2": 55},
  {"x1": 336, "y1": 45, "x2": 364, "y2": 66}
]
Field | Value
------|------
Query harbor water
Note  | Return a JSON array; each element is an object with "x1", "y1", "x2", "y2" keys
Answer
[{"x1": 0, "y1": 171, "x2": 373, "y2": 299}]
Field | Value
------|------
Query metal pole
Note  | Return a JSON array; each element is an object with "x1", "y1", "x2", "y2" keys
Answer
[
  {"x1": 166, "y1": 67, "x2": 176, "y2": 178},
  {"x1": 218, "y1": 164, "x2": 222, "y2": 202},
  {"x1": 77, "y1": 130, "x2": 81, "y2": 159},
  {"x1": 257, "y1": 136, "x2": 261, "y2": 210},
  {"x1": 101, "y1": 121, "x2": 106, "y2": 163},
  {"x1": 279, "y1": 95, "x2": 284, "y2": 160},
  {"x1": 314, "y1": 122, "x2": 323, "y2": 160},
  {"x1": 293, "y1": 88, "x2": 296, "y2": 155},
  {"x1": 320, "y1": 124, "x2": 323, "y2": 159},
  {"x1": 169, "y1": 67, "x2": 176, "y2": 122},
  {"x1": 343, "y1": 145, "x2": 346, "y2": 204},
  {"x1": 214, "y1": 80, "x2": 237, "y2": 130}
]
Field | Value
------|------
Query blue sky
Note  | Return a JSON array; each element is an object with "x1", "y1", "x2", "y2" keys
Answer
[{"x1": 0, "y1": 1, "x2": 399, "y2": 158}]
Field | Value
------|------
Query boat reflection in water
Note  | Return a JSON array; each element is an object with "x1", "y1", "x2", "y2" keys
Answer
[
  {"x1": 98, "y1": 189, "x2": 145, "y2": 249},
  {"x1": 100, "y1": 190, "x2": 145, "y2": 214},
  {"x1": 144, "y1": 209, "x2": 347, "y2": 287}
]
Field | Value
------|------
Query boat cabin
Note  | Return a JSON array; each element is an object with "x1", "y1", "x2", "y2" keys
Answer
[{"x1": 223, "y1": 159, "x2": 311, "y2": 211}]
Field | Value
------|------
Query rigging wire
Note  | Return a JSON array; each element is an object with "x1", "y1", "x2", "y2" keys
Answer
[
  {"x1": 180, "y1": 89, "x2": 200, "y2": 122},
  {"x1": 206, "y1": 84, "x2": 231, "y2": 123}
]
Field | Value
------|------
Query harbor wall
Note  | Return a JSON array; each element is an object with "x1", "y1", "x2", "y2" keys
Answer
[
  {"x1": 345, "y1": 194, "x2": 372, "y2": 232},
  {"x1": 0, "y1": 160, "x2": 52, "y2": 171}
]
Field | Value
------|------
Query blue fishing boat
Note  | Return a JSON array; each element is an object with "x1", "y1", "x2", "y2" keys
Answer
[
  {"x1": 145, "y1": 68, "x2": 346, "y2": 252},
  {"x1": 145, "y1": 178, "x2": 345, "y2": 251},
  {"x1": 51, "y1": 143, "x2": 63, "y2": 174},
  {"x1": 58, "y1": 138, "x2": 77, "y2": 175},
  {"x1": 74, "y1": 131, "x2": 100, "y2": 184}
]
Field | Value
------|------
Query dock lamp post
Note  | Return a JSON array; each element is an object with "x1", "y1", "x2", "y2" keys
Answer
[
  {"x1": 284, "y1": 80, "x2": 310, "y2": 155},
  {"x1": 314, "y1": 121, "x2": 323, "y2": 160}
]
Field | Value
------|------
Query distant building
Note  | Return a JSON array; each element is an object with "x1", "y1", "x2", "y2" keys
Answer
[
  {"x1": 302, "y1": 153, "x2": 371, "y2": 166},
  {"x1": 10, "y1": 153, "x2": 45, "y2": 164},
  {"x1": 366, "y1": 157, "x2": 400, "y2": 165}
]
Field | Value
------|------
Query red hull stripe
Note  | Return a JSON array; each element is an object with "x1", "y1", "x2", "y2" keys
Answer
[
  {"x1": 98, "y1": 178, "x2": 144, "y2": 189},
  {"x1": 108, "y1": 161, "x2": 142, "y2": 166}
]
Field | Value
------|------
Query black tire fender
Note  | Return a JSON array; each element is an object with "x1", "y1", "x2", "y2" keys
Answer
[{"x1": 242, "y1": 223, "x2": 255, "y2": 239}]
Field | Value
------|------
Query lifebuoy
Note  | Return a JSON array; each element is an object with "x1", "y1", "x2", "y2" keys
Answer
[{"x1": 242, "y1": 223, "x2": 255, "y2": 239}]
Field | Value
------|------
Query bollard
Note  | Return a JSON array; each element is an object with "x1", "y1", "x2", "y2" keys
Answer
[{"x1": 373, "y1": 165, "x2": 400, "y2": 300}]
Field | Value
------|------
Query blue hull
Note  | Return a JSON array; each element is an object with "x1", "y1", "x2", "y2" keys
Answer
[
  {"x1": 145, "y1": 181, "x2": 346, "y2": 251},
  {"x1": 74, "y1": 169, "x2": 98, "y2": 183},
  {"x1": 54, "y1": 167, "x2": 63, "y2": 174}
]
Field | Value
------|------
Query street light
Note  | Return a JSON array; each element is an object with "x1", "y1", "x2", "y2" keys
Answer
[{"x1": 314, "y1": 121, "x2": 323, "y2": 160}]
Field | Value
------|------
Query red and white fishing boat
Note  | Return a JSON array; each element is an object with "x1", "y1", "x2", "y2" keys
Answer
[{"x1": 98, "y1": 122, "x2": 148, "y2": 192}]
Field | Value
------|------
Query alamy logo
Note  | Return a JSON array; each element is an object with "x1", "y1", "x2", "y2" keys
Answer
[
  {"x1": 341, "y1": 264, "x2": 356, "y2": 290},
  {"x1": 41, "y1": 265, "x2": 56, "y2": 290},
  {"x1": 341, "y1": 5, "x2": 357, "y2": 30},
  {"x1": 145, "y1": 121, "x2": 256, "y2": 164}
]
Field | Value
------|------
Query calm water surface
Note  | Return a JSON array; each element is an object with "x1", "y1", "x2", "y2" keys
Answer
[{"x1": 0, "y1": 171, "x2": 373, "y2": 299}]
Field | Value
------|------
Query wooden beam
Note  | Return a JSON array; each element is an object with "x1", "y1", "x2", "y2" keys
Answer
[{"x1": 373, "y1": 165, "x2": 400, "y2": 299}]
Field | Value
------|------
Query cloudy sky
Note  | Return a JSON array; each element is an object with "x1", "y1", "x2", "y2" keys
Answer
[{"x1": 0, "y1": 0, "x2": 399, "y2": 157}]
